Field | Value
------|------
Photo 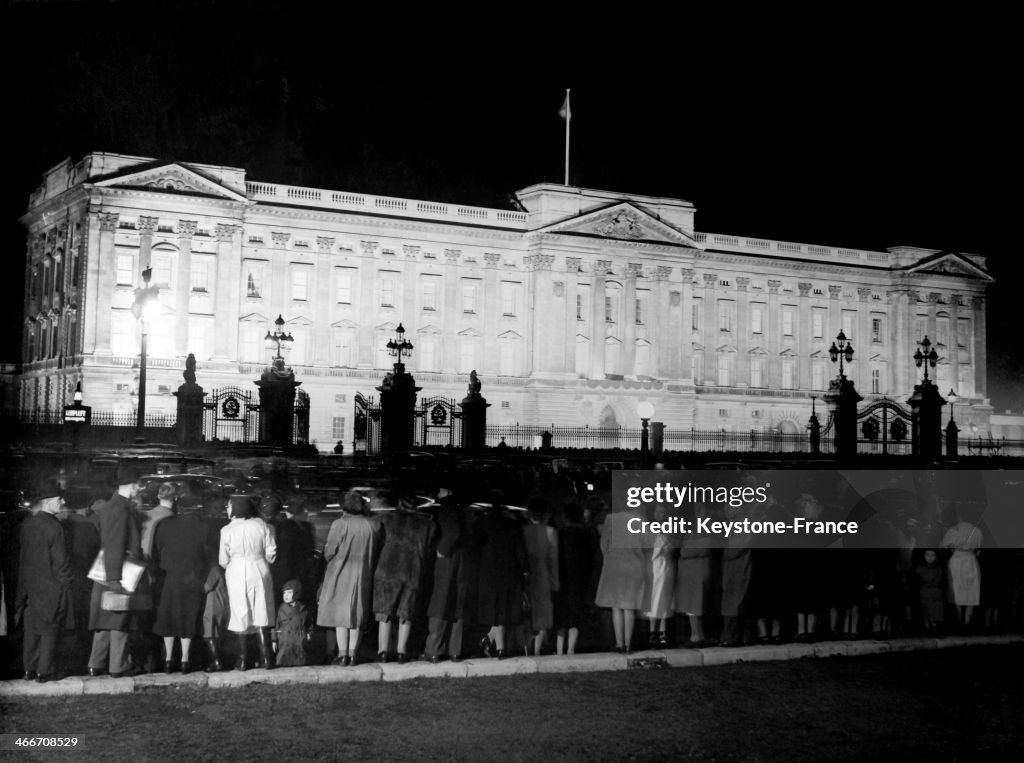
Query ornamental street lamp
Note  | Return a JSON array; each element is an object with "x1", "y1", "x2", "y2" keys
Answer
[
  {"x1": 913, "y1": 335, "x2": 939, "y2": 382},
  {"x1": 637, "y1": 401, "x2": 655, "y2": 469},
  {"x1": 946, "y1": 387, "x2": 960, "y2": 458},
  {"x1": 947, "y1": 388, "x2": 958, "y2": 424},
  {"x1": 130, "y1": 267, "x2": 160, "y2": 439},
  {"x1": 264, "y1": 314, "x2": 294, "y2": 371},
  {"x1": 386, "y1": 323, "x2": 414, "y2": 370},
  {"x1": 828, "y1": 330, "x2": 855, "y2": 379}
]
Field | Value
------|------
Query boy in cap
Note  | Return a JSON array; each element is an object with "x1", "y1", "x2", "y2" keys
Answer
[{"x1": 273, "y1": 579, "x2": 310, "y2": 667}]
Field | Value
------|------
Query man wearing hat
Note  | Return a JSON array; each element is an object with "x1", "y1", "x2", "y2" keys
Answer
[
  {"x1": 87, "y1": 479, "x2": 143, "y2": 677},
  {"x1": 15, "y1": 486, "x2": 75, "y2": 682}
]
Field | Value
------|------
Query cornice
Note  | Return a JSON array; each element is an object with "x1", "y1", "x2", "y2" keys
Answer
[{"x1": 86, "y1": 186, "x2": 251, "y2": 213}]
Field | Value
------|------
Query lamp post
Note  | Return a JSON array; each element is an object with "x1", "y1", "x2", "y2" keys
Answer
[
  {"x1": 828, "y1": 330, "x2": 855, "y2": 379},
  {"x1": 386, "y1": 323, "x2": 414, "y2": 371},
  {"x1": 637, "y1": 401, "x2": 655, "y2": 469},
  {"x1": 264, "y1": 314, "x2": 294, "y2": 371},
  {"x1": 945, "y1": 387, "x2": 959, "y2": 458},
  {"x1": 913, "y1": 335, "x2": 939, "y2": 382},
  {"x1": 130, "y1": 267, "x2": 160, "y2": 440}
]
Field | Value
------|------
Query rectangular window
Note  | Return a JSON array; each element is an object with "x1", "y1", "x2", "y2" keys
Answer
[
  {"x1": 331, "y1": 329, "x2": 355, "y2": 367},
  {"x1": 291, "y1": 267, "x2": 309, "y2": 301},
  {"x1": 576, "y1": 294, "x2": 584, "y2": 321},
  {"x1": 937, "y1": 316, "x2": 950, "y2": 347},
  {"x1": 812, "y1": 310, "x2": 825, "y2": 339},
  {"x1": 421, "y1": 276, "x2": 439, "y2": 311},
  {"x1": 957, "y1": 318, "x2": 970, "y2": 349},
  {"x1": 914, "y1": 315, "x2": 927, "y2": 342},
  {"x1": 842, "y1": 311, "x2": 856, "y2": 340},
  {"x1": 460, "y1": 339, "x2": 478, "y2": 372},
  {"x1": 782, "y1": 306, "x2": 795, "y2": 337},
  {"x1": 782, "y1": 359, "x2": 795, "y2": 390},
  {"x1": 871, "y1": 368, "x2": 881, "y2": 394},
  {"x1": 751, "y1": 303, "x2": 764, "y2": 335},
  {"x1": 717, "y1": 354, "x2": 732, "y2": 386},
  {"x1": 190, "y1": 256, "x2": 210, "y2": 292},
  {"x1": 462, "y1": 280, "x2": 478, "y2": 313},
  {"x1": 116, "y1": 253, "x2": 135, "y2": 286},
  {"x1": 957, "y1": 364, "x2": 973, "y2": 398},
  {"x1": 605, "y1": 296, "x2": 614, "y2": 323},
  {"x1": 749, "y1": 358, "x2": 763, "y2": 388},
  {"x1": 635, "y1": 297, "x2": 643, "y2": 325},
  {"x1": 872, "y1": 317, "x2": 883, "y2": 343},
  {"x1": 501, "y1": 282, "x2": 519, "y2": 316},
  {"x1": 152, "y1": 255, "x2": 173, "y2": 289},
  {"x1": 332, "y1": 417, "x2": 346, "y2": 440},
  {"x1": 692, "y1": 353, "x2": 704, "y2": 386},
  {"x1": 718, "y1": 300, "x2": 734, "y2": 333},
  {"x1": 240, "y1": 324, "x2": 264, "y2": 362},
  {"x1": 381, "y1": 274, "x2": 397, "y2": 308},
  {"x1": 692, "y1": 298, "x2": 702, "y2": 332},
  {"x1": 244, "y1": 261, "x2": 265, "y2": 299},
  {"x1": 111, "y1": 311, "x2": 134, "y2": 356},
  {"x1": 500, "y1": 342, "x2": 515, "y2": 376},
  {"x1": 336, "y1": 268, "x2": 355, "y2": 304},
  {"x1": 812, "y1": 362, "x2": 825, "y2": 391},
  {"x1": 419, "y1": 338, "x2": 437, "y2": 372},
  {"x1": 188, "y1": 317, "x2": 213, "y2": 360}
]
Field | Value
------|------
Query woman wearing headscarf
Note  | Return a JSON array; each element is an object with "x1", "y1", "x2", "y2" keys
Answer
[
  {"x1": 522, "y1": 496, "x2": 559, "y2": 656},
  {"x1": 219, "y1": 494, "x2": 277, "y2": 670},
  {"x1": 476, "y1": 495, "x2": 528, "y2": 660},
  {"x1": 152, "y1": 493, "x2": 217, "y2": 673},
  {"x1": 317, "y1": 489, "x2": 381, "y2": 666}
]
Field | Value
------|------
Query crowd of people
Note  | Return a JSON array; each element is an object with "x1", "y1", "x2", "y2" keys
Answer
[{"x1": 2, "y1": 469, "x2": 1022, "y2": 683}]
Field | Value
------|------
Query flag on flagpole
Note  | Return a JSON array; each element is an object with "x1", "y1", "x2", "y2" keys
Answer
[{"x1": 558, "y1": 90, "x2": 571, "y2": 120}]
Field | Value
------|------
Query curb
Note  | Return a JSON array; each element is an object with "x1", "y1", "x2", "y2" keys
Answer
[{"x1": 2, "y1": 634, "x2": 1021, "y2": 699}]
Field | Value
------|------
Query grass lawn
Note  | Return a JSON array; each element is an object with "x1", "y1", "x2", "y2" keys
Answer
[{"x1": 1, "y1": 645, "x2": 1021, "y2": 762}]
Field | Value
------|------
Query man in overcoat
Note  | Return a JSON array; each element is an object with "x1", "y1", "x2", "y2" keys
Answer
[
  {"x1": 87, "y1": 480, "x2": 143, "y2": 677},
  {"x1": 15, "y1": 489, "x2": 75, "y2": 682}
]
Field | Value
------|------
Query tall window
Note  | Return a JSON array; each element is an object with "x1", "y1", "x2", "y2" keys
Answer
[
  {"x1": 914, "y1": 315, "x2": 927, "y2": 342},
  {"x1": 635, "y1": 340, "x2": 652, "y2": 377},
  {"x1": 812, "y1": 310, "x2": 825, "y2": 339},
  {"x1": 842, "y1": 311, "x2": 855, "y2": 339},
  {"x1": 751, "y1": 303, "x2": 764, "y2": 335},
  {"x1": 332, "y1": 417, "x2": 346, "y2": 440},
  {"x1": 116, "y1": 253, "x2": 135, "y2": 286},
  {"x1": 501, "y1": 282, "x2": 519, "y2": 316},
  {"x1": 691, "y1": 298, "x2": 702, "y2": 332},
  {"x1": 152, "y1": 253, "x2": 173, "y2": 289},
  {"x1": 244, "y1": 261, "x2": 265, "y2": 299},
  {"x1": 499, "y1": 339, "x2": 520, "y2": 376},
  {"x1": 576, "y1": 294, "x2": 584, "y2": 321},
  {"x1": 936, "y1": 316, "x2": 950, "y2": 347},
  {"x1": 872, "y1": 317, "x2": 883, "y2": 343},
  {"x1": 418, "y1": 337, "x2": 437, "y2": 372},
  {"x1": 289, "y1": 326, "x2": 308, "y2": 365},
  {"x1": 422, "y1": 276, "x2": 439, "y2": 311},
  {"x1": 605, "y1": 296, "x2": 614, "y2": 323},
  {"x1": 691, "y1": 353, "x2": 704, "y2": 386},
  {"x1": 291, "y1": 267, "x2": 309, "y2": 301},
  {"x1": 462, "y1": 280, "x2": 478, "y2": 314},
  {"x1": 871, "y1": 367, "x2": 881, "y2": 394},
  {"x1": 718, "y1": 300, "x2": 734, "y2": 333},
  {"x1": 188, "y1": 317, "x2": 213, "y2": 360},
  {"x1": 957, "y1": 364, "x2": 973, "y2": 398},
  {"x1": 111, "y1": 311, "x2": 134, "y2": 356},
  {"x1": 331, "y1": 328, "x2": 355, "y2": 367},
  {"x1": 717, "y1": 353, "x2": 733, "y2": 386},
  {"x1": 191, "y1": 256, "x2": 210, "y2": 292},
  {"x1": 380, "y1": 273, "x2": 397, "y2": 308},
  {"x1": 781, "y1": 359, "x2": 795, "y2": 389},
  {"x1": 956, "y1": 318, "x2": 970, "y2": 349},
  {"x1": 812, "y1": 361, "x2": 825, "y2": 391},
  {"x1": 750, "y1": 358, "x2": 763, "y2": 388},
  {"x1": 240, "y1": 324, "x2": 264, "y2": 362},
  {"x1": 459, "y1": 338, "x2": 479, "y2": 372},
  {"x1": 336, "y1": 268, "x2": 355, "y2": 304},
  {"x1": 782, "y1": 306, "x2": 795, "y2": 337}
]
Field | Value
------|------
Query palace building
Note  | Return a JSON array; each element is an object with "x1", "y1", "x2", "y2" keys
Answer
[{"x1": 17, "y1": 153, "x2": 995, "y2": 448}]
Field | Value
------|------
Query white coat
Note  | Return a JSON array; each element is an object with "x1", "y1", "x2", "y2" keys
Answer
[{"x1": 219, "y1": 517, "x2": 277, "y2": 633}]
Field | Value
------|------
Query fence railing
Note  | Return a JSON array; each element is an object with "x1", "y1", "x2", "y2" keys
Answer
[{"x1": 2, "y1": 409, "x2": 177, "y2": 428}]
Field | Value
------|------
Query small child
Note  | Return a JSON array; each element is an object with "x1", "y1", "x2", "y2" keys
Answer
[
  {"x1": 915, "y1": 550, "x2": 945, "y2": 636},
  {"x1": 274, "y1": 580, "x2": 311, "y2": 667}
]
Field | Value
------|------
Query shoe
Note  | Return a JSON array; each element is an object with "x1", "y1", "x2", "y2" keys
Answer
[
  {"x1": 450, "y1": 655, "x2": 461, "y2": 663},
  {"x1": 164, "y1": 660, "x2": 175, "y2": 674},
  {"x1": 479, "y1": 637, "x2": 494, "y2": 659},
  {"x1": 181, "y1": 661, "x2": 193, "y2": 675},
  {"x1": 87, "y1": 667, "x2": 107, "y2": 678},
  {"x1": 255, "y1": 628, "x2": 274, "y2": 670},
  {"x1": 204, "y1": 638, "x2": 224, "y2": 673},
  {"x1": 331, "y1": 656, "x2": 349, "y2": 667},
  {"x1": 397, "y1": 653, "x2": 408, "y2": 664},
  {"x1": 430, "y1": 656, "x2": 441, "y2": 664},
  {"x1": 377, "y1": 651, "x2": 390, "y2": 664},
  {"x1": 658, "y1": 634, "x2": 670, "y2": 649},
  {"x1": 495, "y1": 649, "x2": 506, "y2": 661},
  {"x1": 23, "y1": 670, "x2": 37, "y2": 681},
  {"x1": 36, "y1": 673, "x2": 65, "y2": 684},
  {"x1": 236, "y1": 634, "x2": 249, "y2": 671},
  {"x1": 111, "y1": 666, "x2": 143, "y2": 679}
]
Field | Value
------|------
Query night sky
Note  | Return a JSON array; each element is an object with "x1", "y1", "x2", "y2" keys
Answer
[{"x1": 5, "y1": 2, "x2": 1020, "y2": 410}]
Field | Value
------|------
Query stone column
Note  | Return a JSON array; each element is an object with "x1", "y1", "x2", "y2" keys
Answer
[
  {"x1": 973, "y1": 295, "x2": 987, "y2": 398},
  {"x1": 137, "y1": 216, "x2": 158, "y2": 272},
  {"x1": 213, "y1": 224, "x2": 240, "y2": 360},
  {"x1": 174, "y1": 353, "x2": 205, "y2": 449},
  {"x1": 702, "y1": 273, "x2": 717, "y2": 384},
  {"x1": 825, "y1": 375, "x2": 863, "y2": 461},
  {"x1": 312, "y1": 237, "x2": 335, "y2": 366},
  {"x1": 891, "y1": 289, "x2": 912, "y2": 398},
  {"x1": 358, "y1": 240, "x2": 378, "y2": 368},
  {"x1": 908, "y1": 379, "x2": 945, "y2": 460},
  {"x1": 655, "y1": 266, "x2": 677, "y2": 378},
  {"x1": 175, "y1": 220, "x2": 197, "y2": 358},
  {"x1": 270, "y1": 232, "x2": 290, "y2": 319},
  {"x1": 90, "y1": 211, "x2": 118, "y2": 354},
  {"x1": 257, "y1": 365, "x2": 301, "y2": 448},
  {"x1": 623, "y1": 263, "x2": 640, "y2": 377},
  {"x1": 857, "y1": 287, "x2": 871, "y2": 391},
  {"x1": 442, "y1": 249, "x2": 461, "y2": 373},
  {"x1": 926, "y1": 292, "x2": 939, "y2": 346},
  {"x1": 460, "y1": 388, "x2": 490, "y2": 453},
  {"x1": 767, "y1": 280, "x2": 782, "y2": 388},
  {"x1": 736, "y1": 277, "x2": 750, "y2": 386},
  {"x1": 948, "y1": 292, "x2": 961, "y2": 384},
  {"x1": 589, "y1": 260, "x2": 610, "y2": 379},
  {"x1": 828, "y1": 285, "x2": 842, "y2": 341},
  {"x1": 483, "y1": 252, "x2": 501, "y2": 376},
  {"x1": 680, "y1": 268, "x2": 695, "y2": 382},
  {"x1": 798, "y1": 282, "x2": 812, "y2": 390},
  {"x1": 564, "y1": 257, "x2": 581, "y2": 376},
  {"x1": 529, "y1": 253, "x2": 557, "y2": 376}
]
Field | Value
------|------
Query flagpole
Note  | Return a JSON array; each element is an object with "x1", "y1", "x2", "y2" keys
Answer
[{"x1": 564, "y1": 88, "x2": 571, "y2": 185}]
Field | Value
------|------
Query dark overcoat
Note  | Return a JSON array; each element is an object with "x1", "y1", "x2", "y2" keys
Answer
[
  {"x1": 476, "y1": 510, "x2": 527, "y2": 626},
  {"x1": 372, "y1": 510, "x2": 435, "y2": 620},
  {"x1": 152, "y1": 513, "x2": 216, "y2": 637},
  {"x1": 88, "y1": 493, "x2": 142, "y2": 631},
  {"x1": 427, "y1": 501, "x2": 465, "y2": 621},
  {"x1": 15, "y1": 512, "x2": 75, "y2": 633}
]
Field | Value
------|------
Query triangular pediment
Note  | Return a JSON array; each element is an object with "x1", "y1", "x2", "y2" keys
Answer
[
  {"x1": 285, "y1": 315, "x2": 313, "y2": 326},
  {"x1": 239, "y1": 312, "x2": 269, "y2": 323},
  {"x1": 458, "y1": 327, "x2": 482, "y2": 338},
  {"x1": 809, "y1": 349, "x2": 826, "y2": 359},
  {"x1": 93, "y1": 162, "x2": 249, "y2": 202},
  {"x1": 869, "y1": 353, "x2": 886, "y2": 362},
  {"x1": 779, "y1": 348, "x2": 798, "y2": 357},
  {"x1": 498, "y1": 330, "x2": 522, "y2": 340},
  {"x1": 416, "y1": 324, "x2": 442, "y2": 335},
  {"x1": 716, "y1": 344, "x2": 738, "y2": 353},
  {"x1": 535, "y1": 202, "x2": 701, "y2": 247},
  {"x1": 330, "y1": 318, "x2": 358, "y2": 329},
  {"x1": 906, "y1": 252, "x2": 993, "y2": 281},
  {"x1": 748, "y1": 346, "x2": 769, "y2": 356}
]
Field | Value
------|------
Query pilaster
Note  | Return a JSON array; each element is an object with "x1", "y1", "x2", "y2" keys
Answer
[
  {"x1": 358, "y1": 241, "x2": 378, "y2": 368},
  {"x1": 767, "y1": 280, "x2": 782, "y2": 388},
  {"x1": 175, "y1": 220, "x2": 197, "y2": 357},
  {"x1": 314, "y1": 237, "x2": 335, "y2": 365},
  {"x1": 213, "y1": 223, "x2": 241, "y2": 360},
  {"x1": 442, "y1": 249, "x2": 460, "y2": 373},
  {"x1": 623, "y1": 263, "x2": 640, "y2": 377},
  {"x1": 137, "y1": 216, "x2": 159, "y2": 272},
  {"x1": 483, "y1": 252, "x2": 500, "y2": 376},
  {"x1": 589, "y1": 260, "x2": 609, "y2": 379},
  {"x1": 93, "y1": 212, "x2": 119, "y2": 354}
]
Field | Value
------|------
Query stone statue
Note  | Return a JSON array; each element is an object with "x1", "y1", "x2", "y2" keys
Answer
[
  {"x1": 468, "y1": 370, "x2": 482, "y2": 396},
  {"x1": 183, "y1": 353, "x2": 197, "y2": 384}
]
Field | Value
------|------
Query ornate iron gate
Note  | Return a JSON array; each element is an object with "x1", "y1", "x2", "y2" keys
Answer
[
  {"x1": 293, "y1": 389, "x2": 310, "y2": 445},
  {"x1": 203, "y1": 386, "x2": 261, "y2": 442},
  {"x1": 353, "y1": 392, "x2": 381, "y2": 454},
  {"x1": 857, "y1": 397, "x2": 913, "y2": 455},
  {"x1": 417, "y1": 396, "x2": 463, "y2": 448}
]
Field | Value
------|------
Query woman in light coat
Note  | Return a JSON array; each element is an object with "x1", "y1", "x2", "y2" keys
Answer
[{"x1": 219, "y1": 495, "x2": 277, "y2": 670}]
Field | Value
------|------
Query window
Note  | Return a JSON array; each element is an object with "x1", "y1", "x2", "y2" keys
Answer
[
  {"x1": 499, "y1": 340, "x2": 518, "y2": 375},
  {"x1": 501, "y1": 282, "x2": 520, "y2": 316},
  {"x1": 462, "y1": 280, "x2": 479, "y2": 313},
  {"x1": 380, "y1": 273, "x2": 397, "y2": 308},
  {"x1": 336, "y1": 268, "x2": 355, "y2": 304},
  {"x1": 291, "y1": 267, "x2": 309, "y2": 301},
  {"x1": 812, "y1": 310, "x2": 825, "y2": 339},
  {"x1": 691, "y1": 353, "x2": 704, "y2": 386},
  {"x1": 842, "y1": 311, "x2": 855, "y2": 339},
  {"x1": 957, "y1": 364, "x2": 973, "y2": 398},
  {"x1": 331, "y1": 328, "x2": 355, "y2": 367},
  {"x1": 418, "y1": 337, "x2": 437, "y2": 372},
  {"x1": 188, "y1": 317, "x2": 213, "y2": 360},
  {"x1": 111, "y1": 311, "x2": 135, "y2": 356},
  {"x1": 691, "y1": 298, "x2": 702, "y2": 332},
  {"x1": 244, "y1": 261, "x2": 265, "y2": 299},
  {"x1": 240, "y1": 324, "x2": 264, "y2": 362},
  {"x1": 635, "y1": 297, "x2": 643, "y2": 325},
  {"x1": 152, "y1": 254, "x2": 173, "y2": 289},
  {"x1": 751, "y1": 303, "x2": 764, "y2": 335},
  {"x1": 717, "y1": 353, "x2": 732, "y2": 386},
  {"x1": 872, "y1": 317, "x2": 883, "y2": 343},
  {"x1": 871, "y1": 367, "x2": 881, "y2": 394},
  {"x1": 812, "y1": 361, "x2": 825, "y2": 391},
  {"x1": 914, "y1": 315, "x2": 927, "y2": 342},
  {"x1": 459, "y1": 338, "x2": 479, "y2": 372},
  {"x1": 957, "y1": 318, "x2": 970, "y2": 349},
  {"x1": 575, "y1": 335, "x2": 590, "y2": 376},
  {"x1": 936, "y1": 316, "x2": 950, "y2": 347},
  {"x1": 635, "y1": 341, "x2": 652, "y2": 378},
  {"x1": 421, "y1": 276, "x2": 439, "y2": 311},
  {"x1": 191, "y1": 256, "x2": 210, "y2": 293},
  {"x1": 289, "y1": 326, "x2": 308, "y2": 365},
  {"x1": 332, "y1": 417, "x2": 346, "y2": 440},
  {"x1": 116, "y1": 253, "x2": 135, "y2": 286},
  {"x1": 501, "y1": 400, "x2": 510, "y2": 409},
  {"x1": 750, "y1": 358, "x2": 763, "y2": 388},
  {"x1": 782, "y1": 306, "x2": 795, "y2": 337},
  {"x1": 605, "y1": 296, "x2": 614, "y2": 323},
  {"x1": 718, "y1": 300, "x2": 734, "y2": 333},
  {"x1": 781, "y1": 359, "x2": 795, "y2": 390},
  {"x1": 576, "y1": 294, "x2": 584, "y2": 321}
]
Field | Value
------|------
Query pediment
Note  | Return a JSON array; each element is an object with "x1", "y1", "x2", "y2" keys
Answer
[
  {"x1": 778, "y1": 348, "x2": 798, "y2": 357},
  {"x1": 869, "y1": 353, "x2": 885, "y2": 362},
  {"x1": 809, "y1": 350, "x2": 826, "y2": 359},
  {"x1": 498, "y1": 330, "x2": 522, "y2": 340},
  {"x1": 716, "y1": 344, "x2": 738, "y2": 353},
  {"x1": 535, "y1": 202, "x2": 701, "y2": 247},
  {"x1": 285, "y1": 315, "x2": 313, "y2": 326},
  {"x1": 375, "y1": 321, "x2": 398, "y2": 332},
  {"x1": 416, "y1": 324, "x2": 442, "y2": 335},
  {"x1": 906, "y1": 252, "x2": 993, "y2": 281},
  {"x1": 576, "y1": 333, "x2": 591, "y2": 343},
  {"x1": 239, "y1": 312, "x2": 269, "y2": 323},
  {"x1": 330, "y1": 319, "x2": 358, "y2": 329},
  {"x1": 93, "y1": 162, "x2": 249, "y2": 202},
  {"x1": 748, "y1": 346, "x2": 769, "y2": 356},
  {"x1": 458, "y1": 327, "x2": 482, "y2": 338}
]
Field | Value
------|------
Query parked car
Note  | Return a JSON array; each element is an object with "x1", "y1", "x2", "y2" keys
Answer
[{"x1": 135, "y1": 473, "x2": 234, "y2": 514}]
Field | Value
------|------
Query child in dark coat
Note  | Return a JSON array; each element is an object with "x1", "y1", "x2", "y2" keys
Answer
[
  {"x1": 273, "y1": 579, "x2": 311, "y2": 667},
  {"x1": 915, "y1": 549, "x2": 945, "y2": 636}
]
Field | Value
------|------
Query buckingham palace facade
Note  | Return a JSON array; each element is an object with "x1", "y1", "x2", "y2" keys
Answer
[{"x1": 17, "y1": 153, "x2": 995, "y2": 448}]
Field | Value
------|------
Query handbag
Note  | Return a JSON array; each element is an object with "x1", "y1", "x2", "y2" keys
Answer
[
  {"x1": 100, "y1": 591, "x2": 153, "y2": 612},
  {"x1": 87, "y1": 551, "x2": 146, "y2": 594}
]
